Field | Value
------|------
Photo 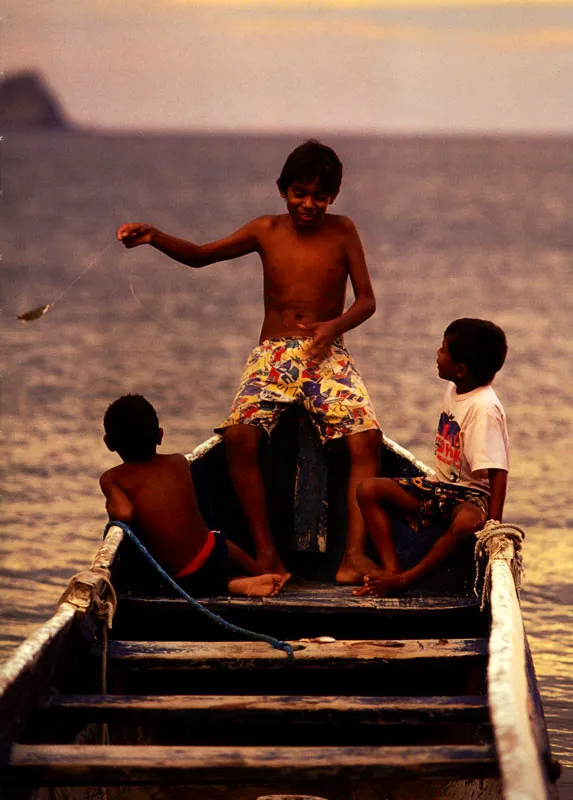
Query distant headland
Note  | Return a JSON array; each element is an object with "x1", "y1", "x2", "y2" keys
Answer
[{"x1": 1, "y1": 72, "x2": 70, "y2": 130}]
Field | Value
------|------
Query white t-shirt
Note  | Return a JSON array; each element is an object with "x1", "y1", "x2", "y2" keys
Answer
[{"x1": 434, "y1": 382, "x2": 509, "y2": 495}]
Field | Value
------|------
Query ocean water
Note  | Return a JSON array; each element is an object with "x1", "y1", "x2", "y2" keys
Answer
[{"x1": 1, "y1": 132, "x2": 572, "y2": 793}]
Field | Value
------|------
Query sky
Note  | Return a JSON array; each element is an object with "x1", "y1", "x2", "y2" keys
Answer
[{"x1": 6, "y1": 0, "x2": 573, "y2": 133}]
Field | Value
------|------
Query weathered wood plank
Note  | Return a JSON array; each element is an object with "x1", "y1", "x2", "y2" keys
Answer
[
  {"x1": 39, "y1": 693, "x2": 489, "y2": 724},
  {"x1": 1, "y1": 743, "x2": 499, "y2": 786},
  {"x1": 488, "y1": 558, "x2": 553, "y2": 800},
  {"x1": 118, "y1": 586, "x2": 480, "y2": 612},
  {"x1": 103, "y1": 638, "x2": 488, "y2": 668}
]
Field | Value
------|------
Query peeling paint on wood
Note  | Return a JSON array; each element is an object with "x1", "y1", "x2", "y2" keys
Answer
[
  {"x1": 104, "y1": 638, "x2": 488, "y2": 668},
  {"x1": 488, "y1": 558, "x2": 550, "y2": 799}
]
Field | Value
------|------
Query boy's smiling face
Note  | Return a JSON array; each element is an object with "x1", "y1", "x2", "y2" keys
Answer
[{"x1": 282, "y1": 178, "x2": 335, "y2": 230}]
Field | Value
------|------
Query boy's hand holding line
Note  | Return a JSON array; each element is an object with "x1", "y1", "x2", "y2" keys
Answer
[{"x1": 117, "y1": 223, "x2": 155, "y2": 248}]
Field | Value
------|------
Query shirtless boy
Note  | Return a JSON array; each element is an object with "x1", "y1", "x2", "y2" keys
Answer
[
  {"x1": 100, "y1": 394, "x2": 286, "y2": 597},
  {"x1": 116, "y1": 140, "x2": 383, "y2": 584}
]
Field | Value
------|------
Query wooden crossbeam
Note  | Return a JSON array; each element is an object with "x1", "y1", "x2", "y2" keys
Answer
[
  {"x1": 1, "y1": 743, "x2": 499, "y2": 786},
  {"x1": 119, "y1": 590, "x2": 480, "y2": 613},
  {"x1": 39, "y1": 693, "x2": 490, "y2": 725},
  {"x1": 103, "y1": 638, "x2": 488, "y2": 669}
]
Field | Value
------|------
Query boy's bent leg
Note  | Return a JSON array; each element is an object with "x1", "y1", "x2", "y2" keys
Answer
[
  {"x1": 354, "y1": 500, "x2": 484, "y2": 597},
  {"x1": 356, "y1": 477, "x2": 421, "y2": 578},
  {"x1": 335, "y1": 429, "x2": 383, "y2": 585},
  {"x1": 224, "y1": 424, "x2": 287, "y2": 575}
]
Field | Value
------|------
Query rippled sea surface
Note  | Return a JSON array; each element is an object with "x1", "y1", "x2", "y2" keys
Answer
[{"x1": 2, "y1": 132, "x2": 572, "y2": 793}]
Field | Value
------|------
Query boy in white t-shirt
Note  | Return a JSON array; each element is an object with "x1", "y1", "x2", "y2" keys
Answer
[{"x1": 353, "y1": 318, "x2": 509, "y2": 597}]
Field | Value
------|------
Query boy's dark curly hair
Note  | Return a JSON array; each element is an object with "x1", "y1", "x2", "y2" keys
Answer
[
  {"x1": 104, "y1": 394, "x2": 159, "y2": 462},
  {"x1": 277, "y1": 140, "x2": 343, "y2": 197},
  {"x1": 445, "y1": 318, "x2": 508, "y2": 386}
]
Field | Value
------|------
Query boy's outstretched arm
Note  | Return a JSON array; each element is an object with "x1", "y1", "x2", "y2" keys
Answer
[
  {"x1": 116, "y1": 219, "x2": 262, "y2": 268},
  {"x1": 100, "y1": 472, "x2": 134, "y2": 523},
  {"x1": 488, "y1": 468, "x2": 508, "y2": 522}
]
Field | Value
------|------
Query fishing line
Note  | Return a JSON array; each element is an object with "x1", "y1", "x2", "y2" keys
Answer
[
  {"x1": 17, "y1": 240, "x2": 116, "y2": 322},
  {"x1": 127, "y1": 269, "x2": 177, "y2": 332},
  {"x1": 18, "y1": 238, "x2": 187, "y2": 332}
]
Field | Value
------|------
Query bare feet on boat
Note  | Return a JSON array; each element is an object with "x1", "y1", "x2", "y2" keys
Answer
[
  {"x1": 335, "y1": 554, "x2": 382, "y2": 585},
  {"x1": 352, "y1": 573, "x2": 407, "y2": 597},
  {"x1": 228, "y1": 573, "x2": 290, "y2": 597}
]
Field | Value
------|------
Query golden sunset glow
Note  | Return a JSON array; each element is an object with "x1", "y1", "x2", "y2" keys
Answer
[
  {"x1": 169, "y1": 0, "x2": 573, "y2": 6},
  {"x1": 230, "y1": 14, "x2": 573, "y2": 48}
]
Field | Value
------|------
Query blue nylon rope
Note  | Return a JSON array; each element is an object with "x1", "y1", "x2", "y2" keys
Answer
[{"x1": 104, "y1": 521, "x2": 294, "y2": 660}]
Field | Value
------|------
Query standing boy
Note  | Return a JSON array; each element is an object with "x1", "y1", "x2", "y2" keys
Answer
[
  {"x1": 100, "y1": 394, "x2": 287, "y2": 597},
  {"x1": 354, "y1": 318, "x2": 509, "y2": 597},
  {"x1": 116, "y1": 140, "x2": 382, "y2": 583}
]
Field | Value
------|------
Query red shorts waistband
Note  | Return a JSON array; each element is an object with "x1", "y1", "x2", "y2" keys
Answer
[{"x1": 175, "y1": 530, "x2": 215, "y2": 578}]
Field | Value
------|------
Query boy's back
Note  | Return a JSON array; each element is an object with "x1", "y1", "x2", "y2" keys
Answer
[{"x1": 100, "y1": 452, "x2": 211, "y2": 576}]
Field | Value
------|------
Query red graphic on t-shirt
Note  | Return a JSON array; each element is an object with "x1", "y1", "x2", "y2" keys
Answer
[{"x1": 435, "y1": 412, "x2": 461, "y2": 480}]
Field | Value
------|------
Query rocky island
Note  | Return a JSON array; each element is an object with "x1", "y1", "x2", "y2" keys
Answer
[{"x1": 1, "y1": 72, "x2": 70, "y2": 130}]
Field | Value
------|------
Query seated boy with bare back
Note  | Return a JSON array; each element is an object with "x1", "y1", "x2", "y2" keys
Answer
[
  {"x1": 100, "y1": 394, "x2": 287, "y2": 597},
  {"x1": 354, "y1": 318, "x2": 509, "y2": 597},
  {"x1": 116, "y1": 140, "x2": 383, "y2": 584}
]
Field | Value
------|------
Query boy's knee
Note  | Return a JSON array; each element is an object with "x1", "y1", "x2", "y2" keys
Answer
[
  {"x1": 450, "y1": 504, "x2": 484, "y2": 540},
  {"x1": 357, "y1": 477, "x2": 378, "y2": 505},
  {"x1": 357, "y1": 476, "x2": 392, "y2": 506}
]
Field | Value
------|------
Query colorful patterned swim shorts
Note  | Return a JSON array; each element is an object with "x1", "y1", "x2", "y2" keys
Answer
[
  {"x1": 394, "y1": 476, "x2": 489, "y2": 533},
  {"x1": 216, "y1": 337, "x2": 382, "y2": 444}
]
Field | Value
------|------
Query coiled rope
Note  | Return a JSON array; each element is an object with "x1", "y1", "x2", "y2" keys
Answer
[
  {"x1": 474, "y1": 519, "x2": 526, "y2": 610},
  {"x1": 104, "y1": 521, "x2": 295, "y2": 660}
]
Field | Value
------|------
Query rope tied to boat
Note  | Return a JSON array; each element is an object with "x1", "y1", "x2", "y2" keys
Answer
[
  {"x1": 56, "y1": 566, "x2": 118, "y2": 710},
  {"x1": 474, "y1": 520, "x2": 526, "y2": 611},
  {"x1": 104, "y1": 521, "x2": 295, "y2": 660},
  {"x1": 56, "y1": 567, "x2": 118, "y2": 626}
]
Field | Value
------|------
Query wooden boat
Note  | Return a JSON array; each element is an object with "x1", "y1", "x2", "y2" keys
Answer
[{"x1": 0, "y1": 409, "x2": 560, "y2": 800}]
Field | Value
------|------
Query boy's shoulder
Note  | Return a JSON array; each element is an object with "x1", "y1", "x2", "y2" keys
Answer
[
  {"x1": 99, "y1": 462, "x2": 125, "y2": 487},
  {"x1": 249, "y1": 214, "x2": 284, "y2": 231}
]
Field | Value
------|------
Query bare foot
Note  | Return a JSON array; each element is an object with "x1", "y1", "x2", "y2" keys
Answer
[
  {"x1": 335, "y1": 554, "x2": 382, "y2": 585},
  {"x1": 352, "y1": 573, "x2": 407, "y2": 598},
  {"x1": 228, "y1": 573, "x2": 290, "y2": 597}
]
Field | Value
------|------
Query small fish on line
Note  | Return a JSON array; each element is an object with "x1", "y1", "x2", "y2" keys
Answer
[
  {"x1": 15, "y1": 240, "x2": 116, "y2": 325},
  {"x1": 17, "y1": 304, "x2": 52, "y2": 323}
]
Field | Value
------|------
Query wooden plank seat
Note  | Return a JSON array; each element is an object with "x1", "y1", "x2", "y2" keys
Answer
[
  {"x1": 30, "y1": 694, "x2": 491, "y2": 748},
  {"x1": 100, "y1": 638, "x2": 488, "y2": 669},
  {"x1": 0, "y1": 743, "x2": 499, "y2": 786},
  {"x1": 93, "y1": 638, "x2": 488, "y2": 698},
  {"x1": 118, "y1": 585, "x2": 481, "y2": 612},
  {"x1": 39, "y1": 693, "x2": 490, "y2": 724},
  {"x1": 111, "y1": 587, "x2": 487, "y2": 643}
]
